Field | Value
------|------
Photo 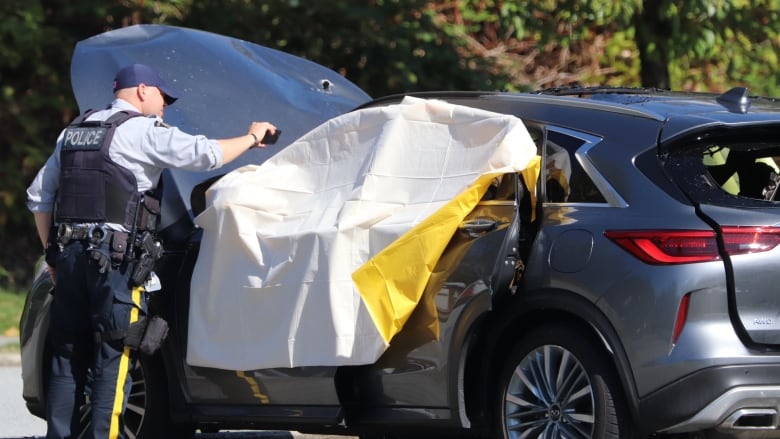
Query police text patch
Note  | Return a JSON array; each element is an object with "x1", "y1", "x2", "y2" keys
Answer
[{"x1": 62, "y1": 127, "x2": 108, "y2": 150}]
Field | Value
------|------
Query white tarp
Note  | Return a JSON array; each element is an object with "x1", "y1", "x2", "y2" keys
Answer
[{"x1": 187, "y1": 97, "x2": 538, "y2": 370}]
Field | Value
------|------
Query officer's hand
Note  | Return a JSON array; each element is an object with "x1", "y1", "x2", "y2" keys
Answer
[{"x1": 248, "y1": 122, "x2": 278, "y2": 148}]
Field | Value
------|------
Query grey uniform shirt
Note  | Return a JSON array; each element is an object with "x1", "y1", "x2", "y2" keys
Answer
[{"x1": 27, "y1": 98, "x2": 224, "y2": 214}]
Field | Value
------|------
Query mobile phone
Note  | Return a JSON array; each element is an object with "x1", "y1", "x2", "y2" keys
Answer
[{"x1": 261, "y1": 129, "x2": 281, "y2": 145}]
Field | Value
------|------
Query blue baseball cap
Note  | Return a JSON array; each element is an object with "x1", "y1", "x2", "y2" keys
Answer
[{"x1": 113, "y1": 63, "x2": 180, "y2": 105}]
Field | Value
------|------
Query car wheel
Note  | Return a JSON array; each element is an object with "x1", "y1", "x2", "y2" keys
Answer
[
  {"x1": 75, "y1": 355, "x2": 192, "y2": 439},
  {"x1": 496, "y1": 324, "x2": 631, "y2": 439}
]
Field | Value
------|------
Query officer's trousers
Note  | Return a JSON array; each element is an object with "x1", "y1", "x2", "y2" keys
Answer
[{"x1": 45, "y1": 240, "x2": 145, "y2": 439}]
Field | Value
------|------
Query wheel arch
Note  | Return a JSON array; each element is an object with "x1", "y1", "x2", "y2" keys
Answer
[{"x1": 463, "y1": 288, "x2": 641, "y2": 432}]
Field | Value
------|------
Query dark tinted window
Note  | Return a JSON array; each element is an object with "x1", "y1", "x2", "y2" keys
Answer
[
  {"x1": 544, "y1": 129, "x2": 606, "y2": 203},
  {"x1": 479, "y1": 124, "x2": 606, "y2": 205}
]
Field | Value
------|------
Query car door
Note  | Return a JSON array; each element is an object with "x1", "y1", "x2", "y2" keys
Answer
[
  {"x1": 162, "y1": 236, "x2": 347, "y2": 417},
  {"x1": 334, "y1": 125, "x2": 536, "y2": 420}
]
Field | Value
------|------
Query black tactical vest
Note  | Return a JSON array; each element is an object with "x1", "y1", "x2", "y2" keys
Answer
[{"x1": 56, "y1": 109, "x2": 156, "y2": 230}]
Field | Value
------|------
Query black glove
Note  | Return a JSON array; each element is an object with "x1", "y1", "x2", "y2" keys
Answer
[{"x1": 89, "y1": 249, "x2": 111, "y2": 274}]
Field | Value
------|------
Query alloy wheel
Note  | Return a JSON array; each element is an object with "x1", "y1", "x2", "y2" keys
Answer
[{"x1": 503, "y1": 344, "x2": 596, "y2": 438}]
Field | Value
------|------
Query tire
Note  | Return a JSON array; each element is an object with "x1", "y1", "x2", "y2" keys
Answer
[
  {"x1": 75, "y1": 354, "x2": 193, "y2": 439},
  {"x1": 495, "y1": 324, "x2": 632, "y2": 439}
]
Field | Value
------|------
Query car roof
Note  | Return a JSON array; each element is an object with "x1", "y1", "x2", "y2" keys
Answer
[{"x1": 359, "y1": 87, "x2": 780, "y2": 146}]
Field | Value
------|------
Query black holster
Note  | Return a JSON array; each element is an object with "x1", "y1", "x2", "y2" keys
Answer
[
  {"x1": 130, "y1": 232, "x2": 162, "y2": 286},
  {"x1": 137, "y1": 194, "x2": 161, "y2": 233},
  {"x1": 109, "y1": 315, "x2": 169, "y2": 356},
  {"x1": 109, "y1": 231, "x2": 129, "y2": 265},
  {"x1": 45, "y1": 226, "x2": 59, "y2": 267}
]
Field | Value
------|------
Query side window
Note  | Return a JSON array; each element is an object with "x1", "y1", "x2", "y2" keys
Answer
[
  {"x1": 479, "y1": 124, "x2": 607, "y2": 205},
  {"x1": 544, "y1": 129, "x2": 606, "y2": 203}
]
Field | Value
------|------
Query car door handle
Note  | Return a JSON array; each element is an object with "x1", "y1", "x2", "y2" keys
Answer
[{"x1": 460, "y1": 218, "x2": 497, "y2": 237}]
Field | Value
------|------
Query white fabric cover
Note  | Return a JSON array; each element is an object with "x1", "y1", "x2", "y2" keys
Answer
[{"x1": 187, "y1": 97, "x2": 537, "y2": 370}]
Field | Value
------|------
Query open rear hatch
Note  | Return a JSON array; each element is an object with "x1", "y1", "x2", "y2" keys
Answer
[{"x1": 664, "y1": 123, "x2": 780, "y2": 347}]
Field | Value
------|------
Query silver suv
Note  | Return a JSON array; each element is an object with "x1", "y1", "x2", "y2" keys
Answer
[{"x1": 20, "y1": 25, "x2": 780, "y2": 439}]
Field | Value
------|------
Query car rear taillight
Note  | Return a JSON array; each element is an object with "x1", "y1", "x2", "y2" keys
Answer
[
  {"x1": 605, "y1": 227, "x2": 780, "y2": 265},
  {"x1": 721, "y1": 226, "x2": 780, "y2": 254}
]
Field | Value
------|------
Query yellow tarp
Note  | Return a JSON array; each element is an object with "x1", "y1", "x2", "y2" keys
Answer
[{"x1": 353, "y1": 173, "x2": 501, "y2": 343}]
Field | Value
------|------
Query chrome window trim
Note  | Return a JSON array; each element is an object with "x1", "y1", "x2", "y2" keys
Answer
[{"x1": 544, "y1": 126, "x2": 628, "y2": 208}]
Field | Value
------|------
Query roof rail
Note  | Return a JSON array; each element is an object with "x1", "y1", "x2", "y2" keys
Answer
[
  {"x1": 535, "y1": 86, "x2": 666, "y2": 96},
  {"x1": 716, "y1": 87, "x2": 751, "y2": 114}
]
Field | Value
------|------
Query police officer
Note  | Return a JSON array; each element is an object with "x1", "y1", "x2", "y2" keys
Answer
[{"x1": 26, "y1": 63, "x2": 278, "y2": 439}]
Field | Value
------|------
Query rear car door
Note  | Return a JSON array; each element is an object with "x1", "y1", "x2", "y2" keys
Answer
[
  {"x1": 347, "y1": 168, "x2": 525, "y2": 413},
  {"x1": 320, "y1": 120, "x2": 533, "y2": 425}
]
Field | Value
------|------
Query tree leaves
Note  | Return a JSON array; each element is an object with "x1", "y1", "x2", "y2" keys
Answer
[{"x1": 4, "y1": 0, "x2": 780, "y2": 288}]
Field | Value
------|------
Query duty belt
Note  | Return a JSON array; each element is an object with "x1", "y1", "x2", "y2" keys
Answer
[{"x1": 57, "y1": 223, "x2": 113, "y2": 246}]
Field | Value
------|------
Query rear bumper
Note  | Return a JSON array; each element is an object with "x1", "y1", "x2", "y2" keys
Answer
[
  {"x1": 640, "y1": 364, "x2": 780, "y2": 436},
  {"x1": 663, "y1": 386, "x2": 780, "y2": 435}
]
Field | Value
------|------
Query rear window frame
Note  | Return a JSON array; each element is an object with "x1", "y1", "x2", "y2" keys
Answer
[{"x1": 663, "y1": 125, "x2": 780, "y2": 207}]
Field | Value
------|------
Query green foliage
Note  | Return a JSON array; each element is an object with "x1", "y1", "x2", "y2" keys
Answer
[
  {"x1": 637, "y1": 0, "x2": 780, "y2": 94},
  {"x1": 180, "y1": 0, "x2": 495, "y2": 94},
  {"x1": 0, "y1": 287, "x2": 25, "y2": 338},
  {"x1": 0, "y1": 0, "x2": 190, "y2": 289},
  {"x1": 426, "y1": 0, "x2": 642, "y2": 90},
  {"x1": 4, "y1": 0, "x2": 780, "y2": 288}
]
